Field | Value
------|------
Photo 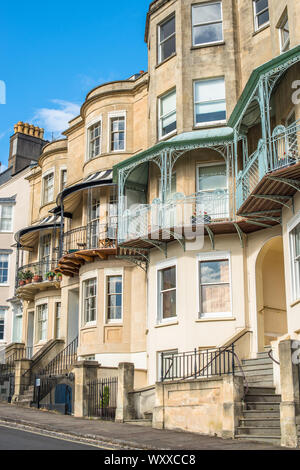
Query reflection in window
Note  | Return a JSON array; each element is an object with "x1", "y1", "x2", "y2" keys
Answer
[
  {"x1": 192, "y1": 2, "x2": 223, "y2": 47},
  {"x1": 253, "y1": 0, "x2": 269, "y2": 31},
  {"x1": 158, "y1": 15, "x2": 176, "y2": 63},
  {"x1": 199, "y1": 259, "x2": 231, "y2": 317},
  {"x1": 194, "y1": 78, "x2": 226, "y2": 125},
  {"x1": 158, "y1": 266, "x2": 176, "y2": 321}
]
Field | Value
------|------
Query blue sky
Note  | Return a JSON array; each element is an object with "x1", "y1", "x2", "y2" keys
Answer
[{"x1": 0, "y1": 0, "x2": 150, "y2": 170}]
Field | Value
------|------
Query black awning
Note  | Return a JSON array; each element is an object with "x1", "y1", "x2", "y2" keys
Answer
[{"x1": 15, "y1": 215, "x2": 61, "y2": 245}]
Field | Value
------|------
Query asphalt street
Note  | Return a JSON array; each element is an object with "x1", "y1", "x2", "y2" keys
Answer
[{"x1": 0, "y1": 424, "x2": 99, "y2": 450}]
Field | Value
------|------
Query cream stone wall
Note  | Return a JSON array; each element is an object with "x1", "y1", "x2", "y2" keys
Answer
[{"x1": 146, "y1": 234, "x2": 248, "y2": 385}]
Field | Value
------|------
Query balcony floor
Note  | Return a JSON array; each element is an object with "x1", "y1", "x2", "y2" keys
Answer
[
  {"x1": 16, "y1": 280, "x2": 61, "y2": 301},
  {"x1": 237, "y1": 161, "x2": 300, "y2": 217},
  {"x1": 57, "y1": 247, "x2": 117, "y2": 276}
]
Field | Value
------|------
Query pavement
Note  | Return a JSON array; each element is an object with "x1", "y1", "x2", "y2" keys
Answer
[{"x1": 0, "y1": 403, "x2": 289, "y2": 450}]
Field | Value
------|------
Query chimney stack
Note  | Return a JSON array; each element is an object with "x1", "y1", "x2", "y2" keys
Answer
[{"x1": 9, "y1": 121, "x2": 48, "y2": 175}]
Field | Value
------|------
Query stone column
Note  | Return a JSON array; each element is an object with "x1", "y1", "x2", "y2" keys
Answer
[
  {"x1": 115, "y1": 362, "x2": 135, "y2": 423},
  {"x1": 222, "y1": 375, "x2": 244, "y2": 439},
  {"x1": 279, "y1": 339, "x2": 300, "y2": 448},
  {"x1": 73, "y1": 361, "x2": 99, "y2": 418},
  {"x1": 13, "y1": 359, "x2": 32, "y2": 399},
  {"x1": 152, "y1": 382, "x2": 164, "y2": 429}
]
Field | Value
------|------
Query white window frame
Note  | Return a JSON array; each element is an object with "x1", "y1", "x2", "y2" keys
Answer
[
  {"x1": 288, "y1": 212, "x2": 300, "y2": 303},
  {"x1": 194, "y1": 77, "x2": 226, "y2": 127},
  {"x1": 0, "y1": 307, "x2": 7, "y2": 342},
  {"x1": 158, "y1": 14, "x2": 176, "y2": 64},
  {"x1": 156, "y1": 258, "x2": 178, "y2": 324},
  {"x1": 60, "y1": 167, "x2": 67, "y2": 191},
  {"x1": 42, "y1": 169, "x2": 55, "y2": 205},
  {"x1": 0, "y1": 253, "x2": 9, "y2": 286},
  {"x1": 54, "y1": 301, "x2": 61, "y2": 339},
  {"x1": 197, "y1": 251, "x2": 232, "y2": 319},
  {"x1": 36, "y1": 302, "x2": 48, "y2": 342},
  {"x1": 253, "y1": 0, "x2": 269, "y2": 32},
  {"x1": 279, "y1": 14, "x2": 290, "y2": 53},
  {"x1": 192, "y1": 1, "x2": 224, "y2": 48},
  {"x1": 158, "y1": 89, "x2": 177, "y2": 140},
  {"x1": 81, "y1": 272, "x2": 98, "y2": 326},
  {"x1": 104, "y1": 268, "x2": 124, "y2": 324},
  {"x1": 0, "y1": 203, "x2": 14, "y2": 233},
  {"x1": 107, "y1": 111, "x2": 126, "y2": 153}
]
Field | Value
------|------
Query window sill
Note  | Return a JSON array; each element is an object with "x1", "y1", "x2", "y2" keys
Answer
[
  {"x1": 156, "y1": 53, "x2": 177, "y2": 69},
  {"x1": 252, "y1": 23, "x2": 270, "y2": 37},
  {"x1": 104, "y1": 322, "x2": 123, "y2": 327},
  {"x1": 158, "y1": 130, "x2": 177, "y2": 143},
  {"x1": 196, "y1": 317, "x2": 236, "y2": 323},
  {"x1": 193, "y1": 121, "x2": 226, "y2": 130},
  {"x1": 0, "y1": 284, "x2": 9, "y2": 287},
  {"x1": 155, "y1": 320, "x2": 179, "y2": 328},
  {"x1": 290, "y1": 299, "x2": 300, "y2": 308},
  {"x1": 81, "y1": 322, "x2": 97, "y2": 329},
  {"x1": 191, "y1": 41, "x2": 225, "y2": 50}
]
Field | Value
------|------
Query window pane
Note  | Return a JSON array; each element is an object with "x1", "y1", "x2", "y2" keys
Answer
[
  {"x1": 255, "y1": 0, "x2": 268, "y2": 14},
  {"x1": 160, "y1": 36, "x2": 176, "y2": 62},
  {"x1": 160, "y1": 16, "x2": 175, "y2": 41},
  {"x1": 195, "y1": 78, "x2": 225, "y2": 102},
  {"x1": 295, "y1": 225, "x2": 300, "y2": 258},
  {"x1": 257, "y1": 9, "x2": 269, "y2": 27},
  {"x1": 0, "y1": 254, "x2": 8, "y2": 284},
  {"x1": 198, "y1": 165, "x2": 227, "y2": 191},
  {"x1": 195, "y1": 102, "x2": 226, "y2": 123},
  {"x1": 162, "y1": 290, "x2": 176, "y2": 318},
  {"x1": 162, "y1": 114, "x2": 177, "y2": 136},
  {"x1": 193, "y1": 23, "x2": 223, "y2": 45},
  {"x1": 192, "y1": 3, "x2": 222, "y2": 24},
  {"x1": 161, "y1": 266, "x2": 176, "y2": 290},
  {"x1": 201, "y1": 284, "x2": 230, "y2": 313},
  {"x1": 200, "y1": 260, "x2": 229, "y2": 283},
  {"x1": 161, "y1": 91, "x2": 176, "y2": 116}
]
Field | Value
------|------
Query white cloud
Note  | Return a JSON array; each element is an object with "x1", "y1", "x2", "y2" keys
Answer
[
  {"x1": 0, "y1": 163, "x2": 7, "y2": 173},
  {"x1": 34, "y1": 100, "x2": 80, "y2": 137}
]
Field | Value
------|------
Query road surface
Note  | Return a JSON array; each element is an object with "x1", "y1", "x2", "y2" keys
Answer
[{"x1": 0, "y1": 424, "x2": 101, "y2": 450}]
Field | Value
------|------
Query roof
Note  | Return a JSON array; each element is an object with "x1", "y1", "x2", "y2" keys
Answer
[
  {"x1": 113, "y1": 127, "x2": 234, "y2": 182},
  {"x1": 228, "y1": 44, "x2": 300, "y2": 128}
]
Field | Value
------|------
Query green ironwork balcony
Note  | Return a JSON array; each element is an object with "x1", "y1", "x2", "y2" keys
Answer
[
  {"x1": 236, "y1": 121, "x2": 300, "y2": 210},
  {"x1": 118, "y1": 190, "x2": 230, "y2": 243}
]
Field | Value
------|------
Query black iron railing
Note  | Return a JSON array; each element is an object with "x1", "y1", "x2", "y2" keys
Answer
[
  {"x1": 37, "y1": 336, "x2": 78, "y2": 377},
  {"x1": 17, "y1": 259, "x2": 59, "y2": 286},
  {"x1": 63, "y1": 220, "x2": 117, "y2": 254},
  {"x1": 160, "y1": 346, "x2": 236, "y2": 382},
  {"x1": 88, "y1": 377, "x2": 118, "y2": 420}
]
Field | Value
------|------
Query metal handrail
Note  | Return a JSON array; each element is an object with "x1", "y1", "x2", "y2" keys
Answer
[
  {"x1": 268, "y1": 348, "x2": 280, "y2": 366},
  {"x1": 37, "y1": 336, "x2": 78, "y2": 377}
]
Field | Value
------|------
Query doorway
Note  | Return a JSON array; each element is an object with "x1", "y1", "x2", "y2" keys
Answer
[
  {"x1": 67, "y1": 288, "x2": 79, "y2": 344},
  {"x1": 256, "y1": 236, "x2": 288, "y2": 351}
]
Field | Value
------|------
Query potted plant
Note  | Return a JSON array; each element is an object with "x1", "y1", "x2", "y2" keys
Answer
[
  {"x1": 33, "y1": 273, "x2": 43, "y2": 282},
  {"x1": 46, "y1": 271, "x2": 55, "y2": 281},
  {"x1": 56, "y1": 273, "x2": 62, "y2": 282},
  {"x1": 23, "y1": 270, "x2": 33, "y2": 284},
  {"x1": 18, "y1": 271, "x2": 26, "y2": 286}
]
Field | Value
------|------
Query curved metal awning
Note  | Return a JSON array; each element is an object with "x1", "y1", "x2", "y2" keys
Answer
[
  {"x1": 113, "y1": 128, "x2": 234, "y2": 182},
  {"x1": 56, "y1": 169, "x2": 114, "y2": 207},
  {"x1": 15, "y1": 215, "x2": 61, "y2": 247}
]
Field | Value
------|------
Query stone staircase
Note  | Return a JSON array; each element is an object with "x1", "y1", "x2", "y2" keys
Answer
[{"x1": 236, "y1": 348, "x2": 282, "y2": 446}]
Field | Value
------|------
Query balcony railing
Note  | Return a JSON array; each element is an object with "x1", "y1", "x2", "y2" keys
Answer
[
  {"x1": 118, "y1": 190, "x2": 230, "y2": 243},
  {"x1": 237, "y1": 121, "x2": 300, "y2": 209},
  {"x1": 63, "y1": 220, "x2": 117, "y2": 254},
  {"x1": 17, "y1": 259, "x2": 59, "y2": 286}
]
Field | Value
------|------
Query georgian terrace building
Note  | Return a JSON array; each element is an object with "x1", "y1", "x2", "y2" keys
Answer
[{"x1": 7, "y1": 0, "x2": 300, "y2": 407}]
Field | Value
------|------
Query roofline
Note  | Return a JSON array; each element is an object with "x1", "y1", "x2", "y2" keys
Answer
[
  {"x1": 144, "y1": 0, "x2": 173, "y2": 43},
  {"x1": 228, "y1": 44, "x2": 300, "y2": 128}
]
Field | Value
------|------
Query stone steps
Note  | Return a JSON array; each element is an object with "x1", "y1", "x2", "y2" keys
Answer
[
  {"x1": 125, "y1": 419, "x2": 153, "y2": 427},
  {"x1": 245, "y1": 402, "x2": 280, "y2": 411},
  {"x1": 236, "y1": 426, "x2": 281, "y2": 437},
  {"x1": 243, "y1": 410, "x2": 280, "y2": 418},
  {"x1": 236, "y1": 435, "x2": 281, "y2": 445}
]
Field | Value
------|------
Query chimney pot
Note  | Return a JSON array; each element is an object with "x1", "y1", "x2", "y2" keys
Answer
[
  {"x1": 23, "y1": 123, "x2": 29, "y2": 134},
  {"x1": 39, "y1": 128, "x2": 44, "y2": 139},
  {"x1": 29, "y1": 124, "x2": 34, "y2": 136},
  {"x1": 17, "y1": 121, "x2": 24, "y2": 133}
]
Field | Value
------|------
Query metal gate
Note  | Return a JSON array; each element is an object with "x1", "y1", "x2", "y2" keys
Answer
[{"x1": 88, "y1": 377, "x2": 118, "y2": 420}]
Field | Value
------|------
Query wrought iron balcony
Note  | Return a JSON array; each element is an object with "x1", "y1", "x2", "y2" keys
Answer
[
  {"x1": 63, "y1": 220, "x2": 117, "y2": 254},
  {"x1": 118, "y1": 190, "x2": 230, "y2": 243},
  {"x1": 237, "y1": 121, "x2": 300, "y2": 210},
  {"x1": 17, "y1": 259, "x2": 60, "y2": 287}
]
